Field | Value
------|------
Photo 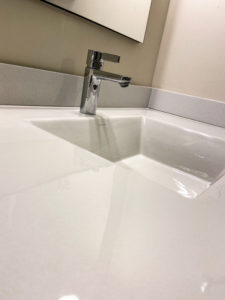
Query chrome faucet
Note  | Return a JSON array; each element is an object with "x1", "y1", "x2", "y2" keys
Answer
[{"x1": 80, "y1": 49, "x2": 131, "y2": 115}]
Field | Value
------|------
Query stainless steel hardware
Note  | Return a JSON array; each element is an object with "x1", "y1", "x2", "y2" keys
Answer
[{"x1": 80, "y1": 50, "x2": 131, "y2": 115}]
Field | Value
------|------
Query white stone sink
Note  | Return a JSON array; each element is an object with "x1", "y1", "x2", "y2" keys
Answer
[{"x1": 31, "y1": 114, "x2": 225, "y2": 199}]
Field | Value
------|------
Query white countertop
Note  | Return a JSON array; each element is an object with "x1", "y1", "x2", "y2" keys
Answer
[{"x1": 0, "y1": 106, "x2": 225, "y2": 300}]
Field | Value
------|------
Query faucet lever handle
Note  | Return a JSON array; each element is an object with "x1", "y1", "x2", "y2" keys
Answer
[
  {"x1": 102, "y1": 52, "x2": 120, "y2": 63},
  {"x1": 86, "y1": 50, "x2": 120, "y2": 70}
]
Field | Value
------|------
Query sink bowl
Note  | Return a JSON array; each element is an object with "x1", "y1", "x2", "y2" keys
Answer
[{"x1": 31, "y1": 114, "x2": 225, "y2": 198}]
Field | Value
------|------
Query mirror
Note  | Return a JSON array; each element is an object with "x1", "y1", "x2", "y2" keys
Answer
[{"x1": 42, "y1": 0, "x2": 152, "y2": 43}]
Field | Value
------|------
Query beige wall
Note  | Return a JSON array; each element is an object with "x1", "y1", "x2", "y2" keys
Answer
[
  {"x1": 153, "y1": 0, "x2": 225, "y2": 101},
  {"x1": 0, "y1": 0, "x2": 170, "y2": 86}
]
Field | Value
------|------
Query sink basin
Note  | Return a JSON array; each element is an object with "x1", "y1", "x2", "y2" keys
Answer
[{"x1": 31, "y1": 114, "x2": 225, "y2": 199}]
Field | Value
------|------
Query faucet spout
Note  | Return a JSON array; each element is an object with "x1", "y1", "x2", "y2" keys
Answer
[
  {"x1": 80, "y1": 50, "x2": 131, "y2": 115},
  {"x1": 93, "y1": 69, "x2": 131, "y2": 87}
]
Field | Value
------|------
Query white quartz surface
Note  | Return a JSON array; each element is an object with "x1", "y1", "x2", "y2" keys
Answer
[{"x1": 0, "y1": 106, "x2": 225, "y2": 300}]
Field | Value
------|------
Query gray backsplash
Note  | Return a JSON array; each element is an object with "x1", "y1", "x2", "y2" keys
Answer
[
  {"x1": 149, "y1": 88, "x2": 225, "y2": 128},
  {"x1": 0, "y1": 62, "x2": 151, "y2": 108}
]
